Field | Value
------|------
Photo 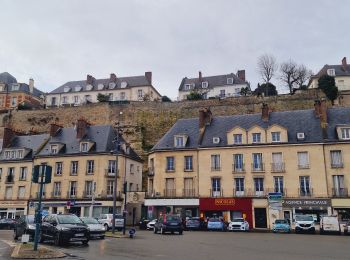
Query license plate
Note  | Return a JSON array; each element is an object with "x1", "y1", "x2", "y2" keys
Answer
[
  {"x1": 75, "y1": 233, "x2": 84, "y2": 237},
  {"x1": 170, "y1": 223, "x2": 178, "y2": 226}
]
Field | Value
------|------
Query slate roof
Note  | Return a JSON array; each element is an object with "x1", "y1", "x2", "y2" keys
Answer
[
  {"x1": 0, "y1": 72, "x2": 43, "y2": 98},
  {"x1": 49, "y1": 75, "x2": 151, "y2": 94},
  {"x1": 152, "y1": 107, "x2": 350, "y2": 151},
  {"x1": 37, "y1": 125, "x2": 142, "y2": 162},
  {"x1": 0, "y1": 72, "x2": 17, "y2": 84},
  {"x1": 313, "y1": 64, "x2": 350, "y2": 78},
  {"x1": 178, "y1": 73, "x2": 246, "y2": 91}
]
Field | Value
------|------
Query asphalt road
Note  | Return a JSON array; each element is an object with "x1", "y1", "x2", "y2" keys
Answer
[{"x1": 1, "y1": 230, "x2": 350, "y2": 260}]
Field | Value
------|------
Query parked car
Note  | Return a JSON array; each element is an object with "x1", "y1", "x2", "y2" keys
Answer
[
  {"x1": 344, "y1": 221, "x2": 350, "y2": 235},
  {"x1": 228, "y1": 218, "x2": 249, "y2": 232},
  {"x1": 41, "y1": 214, "x2": 90, "y2": 246},
  {"x1": 294, "y1": 215, "x2": 315, "y2": 234},
  {"x1": 146, "y1": 219, "x2": 158, "y2": 230},
  {"x1": 207, "y1": 218, "x2": 226, "y2": 231},
  {"x1": 80, "y1": 217, "x2": 105, "y2": 239},
  {"x1": 138, "y1": 218, "x2": 150, "y2": 230},
  {"x1": 0, "y1": 218, "x2": 17, "y2": 230},
  {"x1": 185, "y1": 217, "x2": 205, "y2": 231},
  {"x1": 14, "y1": 215, "x2": 36, "y2": 240},
  {"x1": 153, "y1": 215, "x2": 183, "y2": 235},
  {"x1": 320, "y1": 216, "x2": 341, "y2": 235},
  {"x1": 272, "y1": 219, "x2": 291, "y2": 233},
  {"x1": 97, "y1": 214, "x2": 124, "y2": 231}
]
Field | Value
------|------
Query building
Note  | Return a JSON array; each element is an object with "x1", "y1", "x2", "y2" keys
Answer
[
  {"x1": 0, "y1": 72, "x2": 44, "y2": 109},
  {"x1": 178, "y1": 71, "x2": 249, "y2": 101},
  {"x1": 0, "y1": 121, "x2": 144, "y2": 224},
  {"x1": 146, "y1": 103, "x2": 350, "y2": 228},
  {"x1": 46, "y1": 72, "x2": 162, "y2": 107}
]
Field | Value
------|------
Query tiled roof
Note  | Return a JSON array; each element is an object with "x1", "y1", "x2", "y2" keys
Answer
[
  {"x1": 0, "y1": 72, "x2": 17, "y2": 84},
  {"x1": 152, "y1": 107, "x2": 350, "y2": 151}
]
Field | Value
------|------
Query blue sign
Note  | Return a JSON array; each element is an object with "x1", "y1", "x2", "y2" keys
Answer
[{"x1": 42, "y1": 210, "x2": 49, "y2": 217}]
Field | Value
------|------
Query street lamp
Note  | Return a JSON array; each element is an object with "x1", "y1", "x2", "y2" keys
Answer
[{"x1": 112, "y1": 112, "x2": 122, "y2": 234}]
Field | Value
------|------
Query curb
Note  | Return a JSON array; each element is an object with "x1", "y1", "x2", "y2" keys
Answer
[{"x1": 11, "y1": 244, "x2": 66, "y2": 259}]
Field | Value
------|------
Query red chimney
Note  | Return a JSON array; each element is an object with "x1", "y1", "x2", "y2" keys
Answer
[
  {"x1": 50, "y1": 123, "x2": 62, "y2": 137},
  {"x1": 261, "y1": 103, "x2": 269, "y2": 122},
  {"x1": 199, "y1": 71, "x2": 203, "y2": 82},
  {"x1": 237, "y1": 70, "x2": 246, "y2": 82},
  {"x1": 145, "y1": 72, "x2": 152, "y2": 85},
  {"x1": 342, "y1": 57, "x2": 348, "y2": 71},
  {"x1": 76, "y1": 118, "x2": 90, "y2": 139},
  {"x1": 320, "y1": 99, "x2": 328, "y2": 125},
  {"x1": 3, "y1": 128, "x2": 16, "y2": 148},
  {"x1": 110, "y1": 73, "x2": 117, "y2": 83}
]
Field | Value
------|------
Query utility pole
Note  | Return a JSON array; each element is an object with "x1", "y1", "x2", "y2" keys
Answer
[{"x1": 123, "y1": 157, "x2": 127, "y2": 235}]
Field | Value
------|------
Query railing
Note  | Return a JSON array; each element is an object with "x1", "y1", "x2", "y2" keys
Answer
[
  {"x1": 67, "y1": 191, "x2": 77, "y2": 199},
  {"x1": 99, "y1": 190, "x2": 122, "y2": 199},
  {"x1": 148, "y1": 167, "x2": 154, "y2": 176},
  {"x1": 51, "y1": 191, "x2": 61, "y2": 198},
  {"x1": 165, "y1": 167, "x2": 175, "y2": 173},
  {"x1": 265, "y1": 188, "x2": 287, "y2": 196},
  {"x1": 232, "y1": 164, "x2": 245, "y2": 173},
  {"x1": 70, "y1": 171, "x2": 78, "y2": 176},
  {"x1": 298, "y1": 164, "x2": 310, "y2": 169},
  {"x1": 251, "y1": 163, "x2": 265, "y2": 172},
  {"x1": 184, "y1": 167, "x2": 193, "y2": 172},
  {"x1": 183, "y1": 189, "x2": 196, "y2": 197},
  {"x1": 298, "y1": 188, "x2": 313, "y2": 197},
  {"x1": 210, "y1": 189, "x2": 224, "y2": 197},
  {"x1": 211, "y1": 166, "x2": 221, "y2": 171},
  {"x1": 271, "y1": 163, "x2": 285, "y2": 173},
  {"x1": 105, "y1": 169, "x2": 119, "y2": 178},
  {"x1": 331, "y1": 162, "x2": 344, "y2": 168},
  {"x1": 5, "y1": 176, "x2": 14, "y2": 184},
  {"x1": 332, "y1": 188, "x2": 348, "y2": 197},
  {"x1": 232, "y1": 189, "x2": 247, "y2": 197},
  {"x1": 163, "y1": 189, "x2": 176, "y2": 198},
  {"x1": 83, "y1": 191, "x2": 93, "y2": 198}
]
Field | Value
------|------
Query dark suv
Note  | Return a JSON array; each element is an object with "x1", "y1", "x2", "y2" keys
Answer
[
  {"x1": 41, "y1": 214, "x2": 90, "y2": 246},
  {"x1": 153, "y1": 214, "x2": 183, "y2": 235},
  {"x1": 14, "y1": 215, "x2": 36, "y2": 240}
]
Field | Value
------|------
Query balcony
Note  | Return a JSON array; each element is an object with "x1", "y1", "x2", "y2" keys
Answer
[
  {"x1": 184, "y1": 167, "x2": 194, "y2": 172},
  {"x1": 148, "y1": 167, "x2": 155, "y2": 176},
  {"x1": 232, "y1": 189, "x2": 247, "y2": 197},
  {"x1": 105, "y1": 169, "x2": 119, "y2": 178},
  {"x1": 99, "y1": 190, "x2": 122, "y2": 200},
  {"x1": 210, "y1": 189, "x2": 224, "y2": 197},
  {"x1": 163, "y1": 189, "x2": 176, "y2": 198},
  {"x1": 5, "y1": 175, "x2": 14, "y2": 184},
  {"x1": 251, "y1": 163, "x2": 265, "y2": 173},
  {"x1": 51, "y1": 191, "x2": 61, "y2": 198},
  {"x1": 83, "y1": 191, "x2": 93, "y2": 198},
  {"x1": 165, "y1": 167, "x2": 175, "y2": 173},
  {"x1": 67, "y1": 192, "x2": 77, "y2": 199},
  {"x1": 298, "y1": 164, "x2": 310, "y2": 169},
  {"x1": 232, "y1": 164, "x2": 245, "y2": 174},
  {"x1": 271, "y1": 163, "x2": 285, "y2": 173},
  {"x1": 211, "y1": 167, "x2": 221, "y2": 172},
  {"x1": 299, "y1": 188, "x2": 313, "y2": 197},
  {"x1": 332, "y1": 188, "x2": 348, "y2": 198},
  {"x1": 183, "y1": 189, "x2": 197, "y2": 197},
  {"x1": 331, "y1": 162, "x2": 344, "y2": 169}
]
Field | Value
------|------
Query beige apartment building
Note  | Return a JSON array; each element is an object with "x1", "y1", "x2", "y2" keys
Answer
[
  {"x1": 0, "y1": 120, "x2": 144, "y2": 224},
  {"x1": 146, "y1": 103, "x2": 350, "y2": 229}
]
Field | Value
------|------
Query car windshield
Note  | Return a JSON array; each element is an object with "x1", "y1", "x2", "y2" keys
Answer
[
  {"x1": 57, "y1": 215, "x2": 83, "y2": 224},
  {"x1": 275, "y1": 220, "x2": 287, "y2": 224},
  {"x1": 165, "y1": 215, "x2": 180, "y2": 221},
  {"x1": 81, "y1": 218, "x2": 99, "y2": 224},
  {"x1": 209, "y1": 218, "x2": 221, "y2": 222},
  {"x1": 296, "y1": 215, "x2": 313, "y2": 221},
  {"x1": 27, "y1": 216, "x2": 35, "y2": 224},
  {"x1": 232, "y1": 218, "x2": 244, "y2": 222}
]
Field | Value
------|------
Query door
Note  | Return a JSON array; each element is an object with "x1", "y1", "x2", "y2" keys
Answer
[
  {"x1": 254, "y1": 208, "x2": 267, "y2": 228},
  {"x1": 284, "y1": 211, "x2": 291, "y2": 224}
]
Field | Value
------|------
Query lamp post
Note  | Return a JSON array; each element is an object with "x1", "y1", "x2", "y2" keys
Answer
[{"x1": 123, "y1": 157, "x2": 127, "y2": 235}]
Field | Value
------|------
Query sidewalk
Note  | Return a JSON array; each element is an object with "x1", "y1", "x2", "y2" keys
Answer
[{"x1": 11, "y1": 243, "x2": 65, "y2": 259}]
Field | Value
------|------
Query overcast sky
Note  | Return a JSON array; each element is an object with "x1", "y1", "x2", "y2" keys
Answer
[{"x1": 0, "y1": 0, "x2": 349, "y2": 99}]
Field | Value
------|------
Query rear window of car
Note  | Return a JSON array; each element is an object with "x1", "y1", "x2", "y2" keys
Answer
[
  {"x1": 275, "y1": 220, "x2": 287, "y2": 224},
  {"x1": 165, "y1": 215, "x2": 180, "y2": 221},
  {"x1": 81, "y1": 218, "x2": 99, "y2": 224},
  {"x1": 295, "y1": 215, "x2": 313, "y2": 221}
]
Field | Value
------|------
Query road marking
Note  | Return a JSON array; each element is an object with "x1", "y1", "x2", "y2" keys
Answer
[{"x1": 1, "y1": 240, "x2": 16, "y2": 247}]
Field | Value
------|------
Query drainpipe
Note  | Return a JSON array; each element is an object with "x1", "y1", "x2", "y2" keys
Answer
[
  {"x1": 196, "y1": 149, "x2": 200, "y2": 217},
  {"x1": 322, "y1": 143, "x2": 331, "y2": 212}
]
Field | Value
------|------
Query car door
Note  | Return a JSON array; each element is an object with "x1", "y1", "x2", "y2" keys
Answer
[
  {"x1": 47, "y1": 216, "x2": 57, "y2": 239},
  {"x1": 41, "y1": 216, "x2": 50, "y2": 238}
]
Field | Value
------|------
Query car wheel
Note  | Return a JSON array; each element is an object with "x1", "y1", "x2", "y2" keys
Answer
[
  {"x1": 82, "y1": 240, "x2": 89, "y2": 245},
  {"x1": 104, "y1": 224, "x2": 109, "y2": 231},
  {"x1": 54, "y1": 233, "x2": 61, "y2": 246},
  {"x1": 100, "y1": 236, "x2": 105, "y2": 239}
]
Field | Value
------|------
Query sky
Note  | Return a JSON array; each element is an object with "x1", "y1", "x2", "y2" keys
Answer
[{"x1": 0, "y1": 0, "x2": 349, "y2": 99}]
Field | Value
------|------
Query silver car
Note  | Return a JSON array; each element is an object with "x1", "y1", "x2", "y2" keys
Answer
[{"x1": 80, "y1": 217, "x2": 105, "y2": 239}]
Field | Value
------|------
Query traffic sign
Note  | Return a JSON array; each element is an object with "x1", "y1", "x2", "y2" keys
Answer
[{"x1": 32, "y1": 165, "x2": 52, "y2": 184}]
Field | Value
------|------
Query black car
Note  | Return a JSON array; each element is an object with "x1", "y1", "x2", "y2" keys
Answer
[
  {"x1": 153, "y1": 214, "x2": 183, "y2": 235},
  {"x1": 0, "y1": 218, "x2": 17, "y2": 230},
  {"x1": 14, "y1": 215, "x2": 36, "y2": 240},
  {"x1": 138, "y1": 218, "x2": 150, "y2": 230},
  {"x1": 41, "y1": 214, "x2": 90, "y2": 246}
]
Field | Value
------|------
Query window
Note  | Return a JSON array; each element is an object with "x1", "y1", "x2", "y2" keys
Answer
[
  {"x1": 184, "y1": 156, "x2": 193, "y2": 171},
  {"x1": 202, "y1": 82, "x2": 208, "y2": 88},
  {"x1": 252, "y1": 133, "x2": 261, "y2": 143},
  {"x1": 62, "y1": 96, "x2": 68, "y2": 104},
  {"x1": 274, "y1": 176, "x2": 284, "y2": 195},
  {"x1": 330, "y1": 150, "x2": 343, "y2": 168},
  {"x1": 130, "y1": 164, "x2": 134, "y2": 174},
  {"x1": 211, "y1": 178, "x2": 221, "y2": 197},
  {"x1": 53, "y1": 182, "x2": 61, "y2": 197},
  {"x1": 10, "y1": 151, "x2": 15, "y2": 159},
  {"x1": 85, "y1": 181, "x2": 94, "y2": 197},
  {"x1": 219, "y1": 89, "x2": 225, "y2": 98},
  {"x1": 107, "y1": 180, "x2": 114, "y2": 196},
  {"x1": 11, "y1": 97, "x2": 17, "y2": 106},
  {"x1": 234, "y1": 178, "x2": 244, "y2": 196},
  {"x1": 108, "y1": 160, "x2": 116, "y2": 174},
  {"x1": 6, "y1": 168, "x2": 14, "y2": 183},
  {"x1": 233, "y1": 154, "x2": 244, "y2": 172},
  {"x1": 174, "y1": 136, "x2": 185, "y2": 147},
  {"x1": 69, "y1": 181, "x2": 77, "y2": 197},
  {"x1": 51, "y1": 97, "x2": 57, "y2": 106},
  {"x1": 165, "y1": 178, "x2": 175, "y2": 197},
  {"x1": 84, "y1": 95, "x2": 92, "y2": 102},
  {"x1": 0, "y1": 168, "x2": 2, "y2": 180},
  {"x1": 120, "y1": 92, "x2": 126, "y2": 100},
  {"x1": 55, "y1": 162, "x2": 63, "y2": 175},
  {"x1": 333, "y1": 175, "x2": 346, "y2": 197},
  {"x1": 166, "y1": 157, "x2": 175, "y2": 172},
  {"x1": 70, "y1": 161, "x2": 78, "y2": 175},
  {"x1": 138, "y1": 89, "x2": 143, "y2": 98},
  {"x1": 5, "y1": 187, "x2": 13, "y2": 199},
  {"x1": 81, "y1": 143, "x2": 89, "y2": 152},
  {"x1": 74, "y1": 96, "x2": 79, "y2": 104},
  {"x1": 63, "y1": 86, "x2": 71, "y2": 92},
  {"x1": 227, "y1": 78, "x2": 234, "y2": 84},
  {"x1": 297, "y1": 152, "x2": 309, "y2": 169},
  {"x1": 19, "y1": 167, "x2": 27, "y2": 180},
  {"x1": 50, "y1": 145, "x2": 58, "y2": 154},
  {"x1": 211, "y1": 154, "x2": 221, "y2": 171},
  {"x1": 271, "y1": 132, "x2": 281, "y2": 142},
  {"x1": 87, "y1": 160, "x2": 94, "y2": 174},
  {"x1": 184, "y1": 84, "x2": 191, "y2": 91},
  {"x1": 254, "y1": 178, "x2": 264, "y2": 195},
  {"x1": 252, "y1": 153, "x2": 263, "y2": 171},
  {"x1": 341, "y1": 128, "x2": 350, "y2": 140},
  {"x1": 18, "y1": 186, "x2": 25, "y2": 199},
  {"x1": 271, "y1": 152, "x2": 284, "y2": 172},
  {"x1": 233, "y1": 134, "x2": 242, "y2": 144},
  {"x1": 299, "y1": 176, "x2": 311, "y2": 196},
  {"x1": 17, "y1": 150, "x2": 23, "y2": 158},
  {"x1": 327, "y1": 69, "x2": 335, "y2": 76},
  {"x1": 108, "y1": 93, "x2": 113, "y2": 101},
  {"x1": 4, "y1": 151, "x2": 11, "y2": 159},
  {"x1": 184, "y1": 178, "x2": 194, "y2": 196}
]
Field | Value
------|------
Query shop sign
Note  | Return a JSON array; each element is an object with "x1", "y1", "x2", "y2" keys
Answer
[
  {"x1": 214, "y1": 199, "x2": 235, "y2": 206},
  {"x1": 268, "y1": 193, "x2": 282, "y2": 210},
  {"x1": 282, "y1": 199, "x2": 331, "y2": 208}
]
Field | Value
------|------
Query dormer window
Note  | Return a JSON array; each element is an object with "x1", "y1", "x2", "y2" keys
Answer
[
  {"x1": 175, "y1": 136, "x2": 184, "y2": 147},
  {"x1": 86, "y1": 84, "x2": 93, "y2": 91},
  {"x1": 233, "y1": 134, "x2": 242, "y2": 144},
  {"x1": 81, "y1": 142, "x2": 89, "y2": 152},
  {"x1": 121, "y1": 81, "x2": 128, "y2": 88},
  {"x1": 227, "y1": 78, "x2": 234, "y2": 84},
  {"x1": 252, "y1": 133, "x2": 261, "y2": 143},
  {"x1": 74, "y1": 86, "x2": 82, "y2": 92},
  {"x1": 184, "y1": 84, "x2": 191, "y2": 91},
  {"x1": 271, "y1": 132, "x2": 281, "y2": 142},
  {"x1": 63, "y1": 86, "x2": 71, "y2": 92},
  {"x1": 17, "y1": 150, "x2": 23, "y2": 159},
  {"x1": 108, "y1": 82, "x2": 116, "y2": 89},
  {"x1": 12, "y1": 84, "x2": 20, "y2": 91},
  {"x1": 341, "y1": 128, "x2": 350, "y2": 140},
  {"x1": 327, "y1": 69, "x2": 335, "y2": 76},
  {"x1": 97, "y1": 83, "x2": 104, "y2": 90},
  {"x1": 51, "y1": 145, "x2": 58, "y2": 154},
  {"x1": 202, "y1": 82, "x2": 208, "y2": 88},
  {"x1": 4, "y1": 151, "x2": 10, "y2": 159}
]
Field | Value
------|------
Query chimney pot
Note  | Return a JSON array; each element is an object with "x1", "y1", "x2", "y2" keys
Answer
[
  {"x1": 110, "y1": 73, "x2": 117, "y2": 83},
  {"x1": 342, "y1": 57, "x2": 348, "y2": 71},
  {"x1": 76, "y1": 118, "x2": 90, "y2": 139},
  {"x1": 145, "y1": 72, "x2": 152, "y2": 85},
  {"x1": 2, "y1": 128, "x2": 16, "y2": 148},
  {"x1": 237, "y1": 70, "x2": 246, "y2": 82},
  {"x1": 199, "y1": 71, "x2": 202, "y2": 82},
  {"x1": 50, "y1": 123, "x2": 61, "y2": 137},
  {"x1": 261, "y1": 103, "x2": 269, "y2": 122},
  {"x1": 29, "y1": 78, "x2": 34, "y2": 93}
]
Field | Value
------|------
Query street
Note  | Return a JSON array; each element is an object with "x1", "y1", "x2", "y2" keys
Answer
[{"x1": 1, "y1": 230, "x2": 350, "y2": 260}]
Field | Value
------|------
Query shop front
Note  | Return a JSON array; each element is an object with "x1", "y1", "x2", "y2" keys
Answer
[
  {"x1": 331, "y1": 199, "x2": 350, "y2": 222},
  {"x1": 144, "y1": 198, "x2": 199, "y2": 219},
  {"x1": 0, "y1": 201, "x2": 27, "y2": 219},
  {"x1": 282, "y1": 199, "x2": 331, "y2": 223},
  {"x1": 199, "y1": 198, "x2": 252, "y2": 227}
]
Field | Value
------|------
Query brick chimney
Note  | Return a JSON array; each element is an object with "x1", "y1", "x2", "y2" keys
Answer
[
  {"x1": 2, "y1": 128, "x2": 16, "y2": 148},
  {"x1": 50, "y1": 123, "x2": 62, "y2": 137},
  {"x1": 199, "y1": 71, "x2": 202, "y2": 82},
  {"x1": 314, "y1": 100, "x2": 321, "y2": 118},
  {"x1": 145, "y1": 72, "x2": 152, "y2": 85},
  {"x1": 76, "y1": 118, "x2": 90, "y2": 139},
  {"x1": 237, "y1": 70, "x2": 246, "y2": 82},
  {"x1": 261, "y1": 103, "x2": 269, "y2": 122},
  {"x1": 86, "y1": 74, "x2": 95, "y2": 85},
  {"x1": 110, "y1": 73, "x2": 117, "y2": 83},
  {"x1": 198, "y1": 107, "x2": 213, "y2": 144},
  {"x1": 320, "y1": 99, "x2": 328, "y2": 139},
  {"x1": 29, "y1": 78, "x2": 34, "y2": 93},
  {"x1": 342, "y1": 57, "x2": 348, "y2": 72}
]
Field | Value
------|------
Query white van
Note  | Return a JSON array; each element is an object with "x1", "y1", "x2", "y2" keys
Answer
[{"x1": 320, "y1": 216, "x2": 341, "y2": 235}]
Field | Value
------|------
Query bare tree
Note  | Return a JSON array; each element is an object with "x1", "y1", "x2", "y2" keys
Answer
[
  {"x1": 280, "y1": 59, "x2": 299, "y2": 94},
  {"x1": 296, "y1": 65, "x2": 313, "y2": 89},
  {"x1": 257, "y1": 54, "x2": 277, "y2": 84}
]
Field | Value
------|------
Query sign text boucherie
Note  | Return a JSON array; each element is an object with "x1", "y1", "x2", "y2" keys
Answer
[
  {"x1": 214, "y1": 198, "x2": 235, "y2": 206},
  {"x1": 282, "y1": 199, "x2": 330, "y2": 208}
]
